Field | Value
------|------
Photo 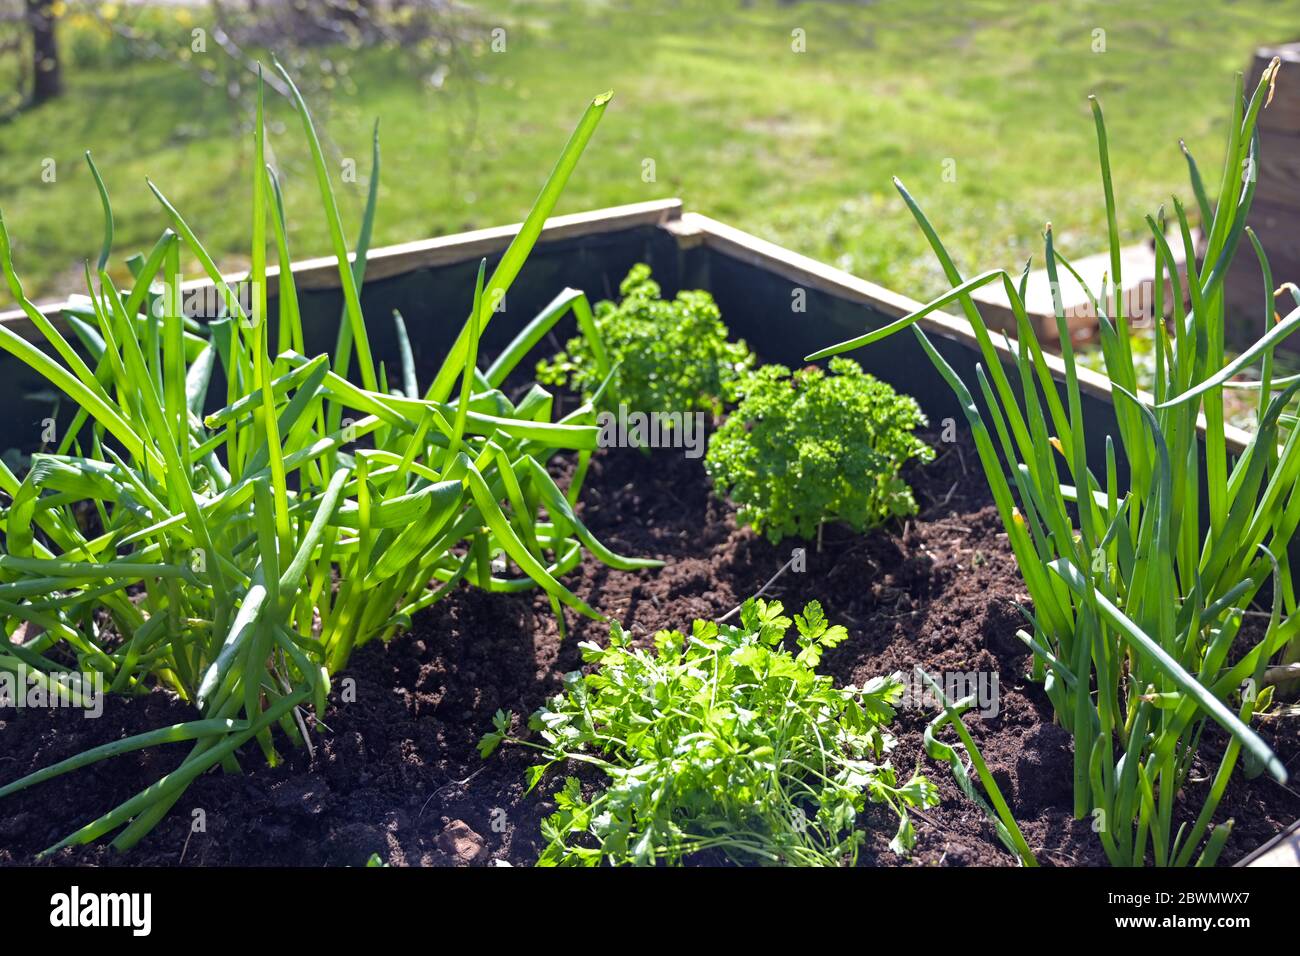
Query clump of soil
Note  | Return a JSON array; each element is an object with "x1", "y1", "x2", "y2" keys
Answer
[{"x1": 1, "y1": 436, "x2": 1296, "y2": 866}]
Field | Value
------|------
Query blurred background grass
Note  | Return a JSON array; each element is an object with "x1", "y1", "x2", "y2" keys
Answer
[{"x1": 0, "y1": 0, "x2": 1294, "y2": 306}]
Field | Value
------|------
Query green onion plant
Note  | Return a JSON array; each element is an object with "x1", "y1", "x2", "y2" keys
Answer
[
  {"x1": 0, "y1": 67, "x2": 658, "y2": 855},
  {"x1": 917, "y1": 667, "x2": 1036, "y2": 866},
  {"x1": 809, "y1": 62, "x2": 1296, "y2": 866}
]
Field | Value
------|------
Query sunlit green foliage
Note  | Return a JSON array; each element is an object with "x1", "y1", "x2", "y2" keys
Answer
[
  {"x1": 705, "y1": 358, "x2": 933, "y2": 543},
  {"x1": 481, "y1": 599, "x2": 937, "y2": 866},
  {"x1": 537, "y1": 264, "x2": 753, "y2": 421},
  {"x1": 809, "y1": 63, "x2": 1297, "y2": 866},
  {"x1": 0, "y1": 73, "x2": 655, "y2": 856}
]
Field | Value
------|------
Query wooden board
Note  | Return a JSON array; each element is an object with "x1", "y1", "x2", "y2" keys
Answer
[
  {"x1": 1225, "y1": 197, "x2": 1300, "y2": 350},
  {"x1": 1238, "y1": 819, "x2": 1300, "y2": 867},
  {"x1": 968, "y1": 238, "x2": 1190, "y2": 345},
  {"x1": 678, "y1": 211, "x2": 1252, "y2": 455},
  {"x1": 1249, "y1": 43, "x2": 1300, "y2": 134},
  {"x1": 0, "y1": 198, "x2": 684, "y2": 342},
  {"x1": 1227, "y1": 45, "x2": 1300, "y2": 349},
  {"x1": 1255, "y1": 127, "x2": 1300, "y2": 212},
  {"x1": 0, "y1": 199, "x2": 1256, "y2": 458}
]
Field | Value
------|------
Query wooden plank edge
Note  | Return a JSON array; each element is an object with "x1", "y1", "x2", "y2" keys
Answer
[
  {"x1": 679, "y1": 212, "x2": 1254, "y2": 457},
  {"x1": 1236, "y1": 817, "x2": 1300, "y2": 867},
  {"x1": 0, "y1": 198, "x2": 684, "y2": 334}
]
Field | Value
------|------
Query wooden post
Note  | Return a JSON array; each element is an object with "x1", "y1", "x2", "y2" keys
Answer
[{"x1": 1225, "y1": 44, "x2": 1300, "y2": 352}]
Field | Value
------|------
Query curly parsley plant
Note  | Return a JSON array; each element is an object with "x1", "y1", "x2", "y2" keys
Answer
[
  {"x1": 537, "y1": 263, "x2": 754, "y2": 422},
  {"x1": 480, "y1": 599, "x2": 937, "y2": 866},
  {"x1": 705, "y1": 357, "x2": 934, "y2": 543}
]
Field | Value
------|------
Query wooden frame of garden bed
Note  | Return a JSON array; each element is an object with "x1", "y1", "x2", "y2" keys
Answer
[
  {"x1": 0, "y1": 197, "x2": 1253, "y2": 456},
  {"x1": 0, "y1": 199, "x2": 1289, "y2": 863}
]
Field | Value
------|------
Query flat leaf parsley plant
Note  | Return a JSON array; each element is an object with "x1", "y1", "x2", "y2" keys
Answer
[{"x1": 481, "y1": 599, "x2": 937, "y2": 866}]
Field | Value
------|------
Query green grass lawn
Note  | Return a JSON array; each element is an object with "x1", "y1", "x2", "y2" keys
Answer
[{"x1": 0, "y1": 0, "x2": 1294, "y2": 306}]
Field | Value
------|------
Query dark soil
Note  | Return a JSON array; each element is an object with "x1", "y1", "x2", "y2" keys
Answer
[{"x1": 2, "y1": 435, "x2": 1297, "y2": 867}]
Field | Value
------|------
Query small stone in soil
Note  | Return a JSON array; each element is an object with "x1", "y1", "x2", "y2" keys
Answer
[{"x1": 435, "y1": 819, "x2": 488, "y2": 865}]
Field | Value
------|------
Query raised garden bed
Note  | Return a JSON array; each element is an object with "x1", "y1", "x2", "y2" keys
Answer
[{"x1": 1, "y1": 200, "x2": 1296, "y2": 866}]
